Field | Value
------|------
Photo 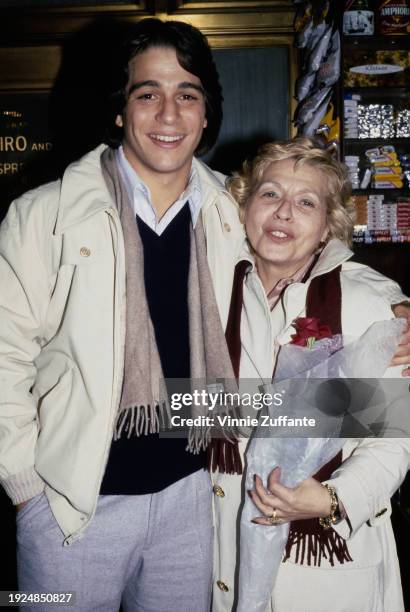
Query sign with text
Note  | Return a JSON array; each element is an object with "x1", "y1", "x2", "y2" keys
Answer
[{"x1": 0, "y1": 92, "x2": 53, "y2": 215}]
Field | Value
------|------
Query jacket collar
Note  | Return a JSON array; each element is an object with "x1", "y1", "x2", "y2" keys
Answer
[
  {"x1": 280, "y1": 240, "x2": 353, "y2": 335},
  {"x1": 192, "y1": 157, "x2": 239, "y2": 215},
  {"x1": 237, "y1": 237, "x2": 354, "y2": 280},
  {"x1": 54, "y1": 145, "x2": 237, "y2": 235},
  {"x1": 54, "y1": 145, "x2": 112, "y2": 234},
  {"x1": 309, "y1": 239, "x2": 353, "y2": 277}
]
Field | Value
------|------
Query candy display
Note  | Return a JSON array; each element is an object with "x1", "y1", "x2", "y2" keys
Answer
[
  {"x1": 335, "y1": 2, "x2": 410, "y2": 248},
  {"x1": 344, "y1": 96, "x2": 410, "y2": 139},
  {"x1": 396, "y1": 109, "x2": 410, "y2": 137},
  {"x1": 358, "y1": 103, "x2": 395, "y2": 139},
  {"x1": 344, "y1": 146, "x2": 409, "y2": 200},
  {"x1": 367, "y1": 145, "x2": 404, "y2": 188}
]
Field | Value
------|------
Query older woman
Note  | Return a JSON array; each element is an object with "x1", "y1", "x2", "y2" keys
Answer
[{"x1": 212, "y1": 138, "x2": 410, "y2": 612}]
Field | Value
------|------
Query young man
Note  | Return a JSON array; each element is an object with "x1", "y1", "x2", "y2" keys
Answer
[{"x1": 0, "y1": 17, "x2": 409, "y2": 612}]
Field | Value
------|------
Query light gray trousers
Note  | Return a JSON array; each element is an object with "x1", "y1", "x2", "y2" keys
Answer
[{"x1": 17, "y1": 469, "x2": 213, "y2": 612}]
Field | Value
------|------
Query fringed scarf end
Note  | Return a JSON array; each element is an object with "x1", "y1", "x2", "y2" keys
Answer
[
  {"x1": 187, "y1": 425, "x2": 212, "y2": 454},
  {"x1": 206, "y1": 438, "x2": 243, "y2": 475},
  {"x1": 113, "y1": 402, "x2": 171, "y2": 440},
  {"x1": 283, "y1": 522, "x2": 353, "y2": 567}
]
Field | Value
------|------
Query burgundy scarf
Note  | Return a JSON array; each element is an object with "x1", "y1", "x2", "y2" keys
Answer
[{"x1": 208, "y1": 259, "x2": 353, "y2": 567}]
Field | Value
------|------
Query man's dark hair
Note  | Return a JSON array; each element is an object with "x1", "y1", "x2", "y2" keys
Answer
[{"x1": 105, "y1": 18, "x2": 223, "y2": 156}]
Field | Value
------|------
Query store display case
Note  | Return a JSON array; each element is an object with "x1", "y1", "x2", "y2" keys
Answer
[{"x1": 340, "y1": 31, "x2": 410, "y2": 294}]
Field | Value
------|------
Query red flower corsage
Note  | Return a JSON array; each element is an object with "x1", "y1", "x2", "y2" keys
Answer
[{"x1": 290, "y1": 317, "x2": 332, "y2": 348}]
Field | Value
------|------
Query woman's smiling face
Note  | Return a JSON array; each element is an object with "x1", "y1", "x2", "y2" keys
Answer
[{"x1": 244, "y1": 158, "x2": 329, "y2": 284}]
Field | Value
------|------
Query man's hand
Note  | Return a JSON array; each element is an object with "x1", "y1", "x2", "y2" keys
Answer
[
  {"x1": 392, "y1": 302, "x2": 410, "y2": 376},
  {"x1": 248, "y1": 468, "x2": 332, "y2": 525}
]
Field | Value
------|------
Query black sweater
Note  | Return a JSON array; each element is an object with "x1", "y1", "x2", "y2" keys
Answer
[{"x1": 100, "y1": 203, "x2": 206, "y2": 495}]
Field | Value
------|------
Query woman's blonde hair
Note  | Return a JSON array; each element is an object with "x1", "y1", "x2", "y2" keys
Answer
[{"x1": 228, "y1": 137, "x2": 354, "y2": 245}]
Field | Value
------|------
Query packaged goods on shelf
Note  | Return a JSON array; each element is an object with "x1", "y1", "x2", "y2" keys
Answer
[
  {"x1": 353, "y1": 227, "x2": 410, "y2": 243},
  {"x1": 397, "y1": 199, "x2": 410, "y2": 230},
  {"x1": 373, "y1": 166, "x2": 402, "y2": 175},
  {"x1": 366, "y1": 146, "x2": 399, "y2": 166},
  {"x1": 362, "y1": 146, "x2": 405, "y2": 189},
  {"x1": 344, "y1": 96, "x2": 360, "y2": 138},
  {"x1": 396, "y1": 109, "x2": 410, "y2": 137},
  {"x1": 343, "y1": 49, "x2": 410, "y2": 88},
  {"x1": 360, "y1": 168, "x2": 372, "y2": 189},
  {"x1": 343, "y1": 1, "x2": 375, "y2": 36},
  {"x1": 351, "y1": 195, "x2": 368, "y2": 225},
  {"x1": 358, "y1": 103, "x2": 395, "y2": 139},
  {"x1": 373, "y1": 180, "x2": 404, "y2": 188},
  {"x1": 401, "y1": 154, "x2": 410, "y2": 187},
  {"x1": 345, "y1": 155, "x2": 361, "y2": 189},
  {"x1": 375, "y1": 0, "x2": 410, "y2": 36},
  {"x1": 352, "y1": 193, "x2": 410, "y2": 240}
]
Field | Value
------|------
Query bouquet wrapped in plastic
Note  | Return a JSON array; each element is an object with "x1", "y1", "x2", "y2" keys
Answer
[{"x1": 237, "y1": 318, "x2": 406, "y2": 612}]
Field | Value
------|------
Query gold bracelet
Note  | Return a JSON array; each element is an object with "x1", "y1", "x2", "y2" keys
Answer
[{"x1": 318, "y1": 484, "x2": 340, "y2": 530}]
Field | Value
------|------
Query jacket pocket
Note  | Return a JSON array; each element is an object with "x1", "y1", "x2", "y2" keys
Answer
[
  {"x1": 42, "y1": 264, "x2": 75, "y2": 344},
  {"x1": 36, "y1": 365, "x2": 73, "y2": 427}
]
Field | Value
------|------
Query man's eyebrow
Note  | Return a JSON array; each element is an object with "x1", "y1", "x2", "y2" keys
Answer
[
  {"x1": 127, "y1": 80, "x2": 158, "y2": 97},
  {"x1": 127, "y1": 80, "x2": 205, "y2": 97},
  {"x1": 178, "y1": 82, "x2": 205, "y2": 95}
]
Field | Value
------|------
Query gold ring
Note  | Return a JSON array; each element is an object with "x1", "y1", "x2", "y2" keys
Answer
[{"x1": 268, "y1": 509, "x2": 282, "y2": 525}]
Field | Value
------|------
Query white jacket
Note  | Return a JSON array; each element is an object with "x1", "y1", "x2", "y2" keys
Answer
[
  {"x1": 0, "y1": 145, "x2": 244, "y2": 544},
  {"x1": 212, "y1": 239, "x2": 410, "y2": 612}
]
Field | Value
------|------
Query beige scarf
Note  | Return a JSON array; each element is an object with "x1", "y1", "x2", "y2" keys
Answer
[{"x1": 101, "y1": 148, "x2": 238, "y2": 452}]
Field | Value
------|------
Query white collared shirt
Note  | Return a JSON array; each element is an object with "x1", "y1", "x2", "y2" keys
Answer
[{"x1": 115, "y1": 146, "x2": 202, "y2": 235}]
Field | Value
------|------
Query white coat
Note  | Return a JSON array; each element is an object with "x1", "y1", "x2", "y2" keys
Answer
[{"x1": 212, "y1": 239, "x2": 410, "y2": 612}]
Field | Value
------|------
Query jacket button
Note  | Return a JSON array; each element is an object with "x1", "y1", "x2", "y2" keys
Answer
[
  {"x1": 224, "y1": 222, "x2": 231, "y2": 232},
  {"x1": 80, "y1": 247, "x2": 91, "y2": 257},
  {"x1": 375, "y1": 508, "x2": 387, "y2": 518},
  {"x1": 213, "y1": 485, "x2": 225, "y2": 498},
  {"x1": 216, "y1": 580, "x2": 229, "y2": 592}
]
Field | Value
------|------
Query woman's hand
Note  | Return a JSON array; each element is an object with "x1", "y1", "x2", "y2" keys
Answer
[
  {"x1": 391, "y1": 302, "x2": 410, "y2": 376},
  {"x1": 249, "y1": 467, "x2": 332, "y2": 525}
]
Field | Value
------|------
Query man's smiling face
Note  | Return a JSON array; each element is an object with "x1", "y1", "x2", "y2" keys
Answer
[{"x1": 116, "y1": 46, "x2": 207, "y2": 186}]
